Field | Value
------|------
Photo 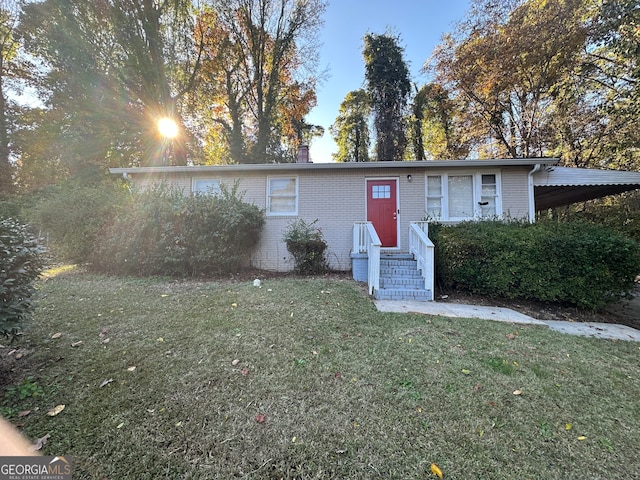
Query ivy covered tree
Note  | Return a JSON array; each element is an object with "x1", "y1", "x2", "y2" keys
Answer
[
  {"x1": 330, "y1": 89, "x2": 371, "y2": 162},
  {"x1": 363, "y1": 32, "x2": 411, "y2": 161}
]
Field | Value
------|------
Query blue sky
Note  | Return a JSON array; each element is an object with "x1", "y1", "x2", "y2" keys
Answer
[{"x1": 306, "y1": 0, "x2": 471, "y2": 162}]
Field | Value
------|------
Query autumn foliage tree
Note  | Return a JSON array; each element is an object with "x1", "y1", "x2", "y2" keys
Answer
[
  {"x1": 429, "y1": 0, "x2": 588, "y2": 159},
  {"x1": 194, "y1": 0, "x2": 326, "y2": 164}
]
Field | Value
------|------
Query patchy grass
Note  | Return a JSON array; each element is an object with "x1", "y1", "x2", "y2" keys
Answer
[{"x1": 1, "y1": 271, "x2": 639, "y2": 479}]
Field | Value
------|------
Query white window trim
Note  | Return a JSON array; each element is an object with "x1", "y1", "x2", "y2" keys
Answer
[
  {"x1": 267, "y1": 176, "x2": 298, "y2": 216},
  {"x1": 192, "y1": 178, "x2": 222, "y2": 195},
  {"x1": 425, "y1": 171, "x2": 502, "y2": 221}
]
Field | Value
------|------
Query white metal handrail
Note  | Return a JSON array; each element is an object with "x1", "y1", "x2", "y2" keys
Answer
[
  {"x1": 353, "y1": 222, "x2": 381, "y2": 295},
  {"x1": 409, "y1": 221, "x2": 434, "y2": 299}
]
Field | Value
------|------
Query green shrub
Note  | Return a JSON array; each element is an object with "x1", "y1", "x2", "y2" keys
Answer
[
  {"x1": 282, "y1": 219, "x2": 328, "y2": 274},
  {"x1": 92, "y1": 183, "x2": 265, "y2": 277},
  {"x1": 0, "y1": 218, "x2": 45, "y2": 336},
  {"x1": 430, "y1": 220, "x2": 640, "y2": 309},
  {"x1": 27, "y1": 180, "x2": 129, "y2": 263},
  {"x1": 546, "y1": 192, "x2": 640, "y2": 245}
]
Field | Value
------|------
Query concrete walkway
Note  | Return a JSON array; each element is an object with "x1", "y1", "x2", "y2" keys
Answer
[{"x1": 375, "y1": 300, "x2": 640, "y2": 342}]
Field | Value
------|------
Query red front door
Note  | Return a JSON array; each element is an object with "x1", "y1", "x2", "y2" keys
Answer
[{"x1": 366, "y1": 179, "x2": 398, "y2": 247}]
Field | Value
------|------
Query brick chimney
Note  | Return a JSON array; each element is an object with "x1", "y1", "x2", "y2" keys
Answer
[{"x1": 297, "y1": 145, "x2": 310, "y2": 163}]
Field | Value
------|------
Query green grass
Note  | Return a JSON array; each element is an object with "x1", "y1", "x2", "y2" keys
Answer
[{"x1": 2, "y1": 270, "x2": 639, "y2": 479}]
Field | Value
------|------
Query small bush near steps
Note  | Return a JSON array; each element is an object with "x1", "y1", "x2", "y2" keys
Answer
[{"x1": 282, "y1": 219, "x2": 328, "y2": 274}]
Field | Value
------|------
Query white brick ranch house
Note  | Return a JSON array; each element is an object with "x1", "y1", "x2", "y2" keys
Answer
[{"x1": 110, "y1": 159, "x2": 640, "y2": 301}]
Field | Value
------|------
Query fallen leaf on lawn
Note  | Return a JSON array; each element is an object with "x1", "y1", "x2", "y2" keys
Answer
[
  {"x1": 291, "y1": 436, "x2": 297, "y2": 443},
  {"x1": 99, "y1": 328, "x2": 109, "y2": 337},
  {"x1": 335, "y1": 372, "x2": 342, "y2": 378},
  {"x1": 255, "y1": 414, "x2": 266, "y2": 424},
  {"x1": 231, "y1": 302, "x2": 237, "y2": 307},
  {"x1": 15, "y1": 352, "x2": 23, "y2": 359},
  {"x1": 513, "y1": 389, "x2": 523, "y2": 395},
  {"x1": 71, "y1": 341, "x2": 83, "y2": 347},
  {"x1": 116, "y1": 422, "x2": 124, "y2": 429},
  {"x1": 47, "y1": 405, "x2": 65, "y2": 417},
  {"x1": 312, "y1": 350, "x2": 318, "y2": 355},
  {"x1": 461, "y1": 369, "x2": 471, "y2": 375},
  {"x1": 100, "y1": 378, "x2": 113, "y2": 388},
  {"x1": 126, "y1": 366, "x2": 136, "y2": 372},
  {"x1": 577, "y1": 435, "x2": 587, "y2": 441},
  {"x1": 31, "y1": 434, "x2": 50, "y2": 451},
  {"x1": 241, "y1": 368, "x2": 250, "y2": 376},
  {"x1": 18, "y1": 410, "x2": 31, "y2": 417},
  {"x1": 175, "y1": 421, "x2": 182, "y2": 427},
  {"x1": 157, "y1": 337, "x2": 164, "y2": 342},
  {"x1": 161, "y1": 294, "x2": 169, "y2": 297},
  {"x1": 51, "y1": 332, "x2": 62, "y2": 339},
  {"x1": 506, "y1": 333, "x2": 516, "y2": 340},
  {"x1": 430, "y1": 463, "x2": 444, "y2": 479},
  {"x1": 101, "y1": 338, "x2": 110, "y2": 344},
  {"x1": 231, "y1": 359, "x2": 240, "y2": 366},
  {"x1": 565, "y1": 423, "x2": 573, "y2": 430}
]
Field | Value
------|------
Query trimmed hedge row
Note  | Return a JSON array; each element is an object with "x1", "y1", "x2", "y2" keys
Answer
[
  {"x1": 0, "y1": 218, "x2": 45, "y2": 335},
  {"x1": 430, "y1": 220, "x2": 640, "y2": 309},
  {"x1": 91, "y1": 184, "x2": 265, "y2": 277}
]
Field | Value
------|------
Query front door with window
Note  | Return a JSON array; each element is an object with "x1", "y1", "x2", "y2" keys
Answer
[{"x1": 366, "y1": 179, "x2": 398, "y2": 247}]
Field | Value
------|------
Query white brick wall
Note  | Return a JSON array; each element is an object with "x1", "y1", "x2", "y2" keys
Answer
[{"x1": 128, "y1": 165, "x2": 534, "y2": 272}]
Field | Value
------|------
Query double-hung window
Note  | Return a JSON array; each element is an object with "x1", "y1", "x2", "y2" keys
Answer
[
  {"x1": 193, "y1": 178, "x2": 221, "y2": 195},
  {"x1": 426, "y1": 172, "x2": 501, "y2": 220},
  {"x1": 267, "y1": 177, "x2": 298, "y2": 216}
]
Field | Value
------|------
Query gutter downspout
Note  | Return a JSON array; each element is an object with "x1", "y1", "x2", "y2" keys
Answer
[{"x1": 528, "y1": 164, "x2": 542, "y2": 223}]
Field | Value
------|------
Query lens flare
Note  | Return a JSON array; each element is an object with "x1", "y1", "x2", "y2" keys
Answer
[{"x1": 157, "y1": 117, "x2": 179, "y2": 138}]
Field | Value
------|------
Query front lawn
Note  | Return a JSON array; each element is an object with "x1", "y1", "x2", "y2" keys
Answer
[{"x1": 1, "y1": 269, "x2": 639, "y2": 479}]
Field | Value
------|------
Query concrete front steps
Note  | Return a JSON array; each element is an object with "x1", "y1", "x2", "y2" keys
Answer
[{"x1": 374, "y1": 253, "x2": 433, "y2": 301}]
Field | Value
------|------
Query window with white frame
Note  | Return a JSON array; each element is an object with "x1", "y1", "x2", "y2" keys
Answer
[
  {"x1": 267, "y1": 177, "x2": 298, "y2": 215},
  {"x1": 425, "y1": 172, "x2": 501, "y2": 220},
  {"x1": 193, "y1": 178, "x2": 221, "y2": 195}
]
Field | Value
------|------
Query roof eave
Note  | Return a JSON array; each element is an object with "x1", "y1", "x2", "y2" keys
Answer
[{"x1": 109, "y1": 158, "x2": 558, "y2": 175}]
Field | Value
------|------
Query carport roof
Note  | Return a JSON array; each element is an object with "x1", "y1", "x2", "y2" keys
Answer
[{"x1": 533, "y1": 166, "x2": 640, "y2": 210}]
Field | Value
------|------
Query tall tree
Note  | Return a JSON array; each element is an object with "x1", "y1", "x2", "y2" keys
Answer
[
  {"x1": 410, "y1": 83, "x2": 472, "y2": 160},
  {"x1": 18, "y1": 0, "x2": 203, "y2": 176},
  {"x1": 429, "y1": 0, "x2": 588, "y2": 159},
  {"x1": 196, "y1": 0, "x2": 326, "y2": 164},
  {"x1": 363, "y1": 32, "x2": 411, "y2": 161},
  {"x1": 0, "y1": 0, "x2": 22, "y2": 194},
  {"x1": 330, "y1": 89, "x2": 371, "y2": 162}
]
